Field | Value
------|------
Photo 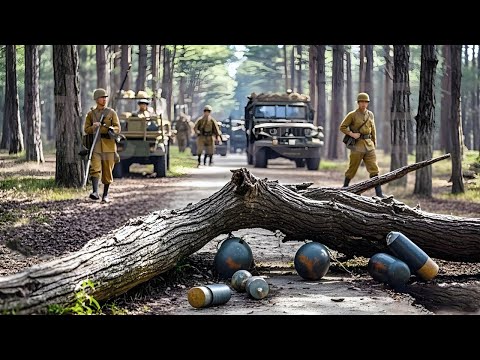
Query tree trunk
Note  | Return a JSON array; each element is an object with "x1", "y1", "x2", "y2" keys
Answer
[
  {"x1": 440, "y1": 45, "x2": 452, "y2": 153},
  {"x1": 414, "y1": 45, "x2": 437, "y2": 197},
  {"x1": 24, "y1": 45, "x2": 44, "y2": 163},
  {"x1": 346, "y1": 46, "x2": 353, "y2": 111},
  {"x1": 390, "y1": 45, "x2": 411, "y2": 186},
  {"x1": 283, "y1": 45, "x2": 289, "y2": 91},
  {"x1": 120, "y1": 45, "x2": 131, "y2": 92},
  {"x1": 365, "y1": 45, "x2": 374, "y2": 113},
  {"x1": 308, "y1": 45, "x2": 316, "y2": 122},
  {"x1": 95, "y1": 45, "x2": 108, "y2": 91},
  {"x1": 1, "y1": 160, "x2": 479, "y2": 314},
  {"x1": 136, "y1": 45, "x2": 147, "y2": 92},
  {"x1": 290, "y1": 45, "x2": 296, "y2": 92},
  {"x1": 450, "y1": 45, "x2": 464, "y2": 194},
  {"x1": 78, "y1": 45, "x2": 90, "y2": 119},
  {"x1": 111, "y1": 45, "x2": 121, "y2": 98},
  {"x1": 1, "y1": 45, "x2": 23, "y2": 154},
  {"x1": 53, "y1": 45, "x2": 84, "y2": 188},
  {"x1": 470, "y1": 45, "x2": 477, "y2": 151},
  {"x1": 316, "y1": 45, "x2": 326, "y2": 132},
  {"x1": 151, "y1": 45, "x2": 159, "y2": 98},
  {"x1": 383, "y1": 45, "x2": 393, "y2": 154},
  {"x1": 359, "y1": 45, "x2": 366, "y2": 92},
  {"x1": 462, "y1": 45, "x2": 470, "y2": 149},
  {"x1": 328, "y1": 45, "x2": 344, "y2": 160},
  {"x1": 297, "y1": 45, "x2": 303, "y2": 93},
  {"x1": 476, "y1": 45, "x2": 480, "y2": 152}
]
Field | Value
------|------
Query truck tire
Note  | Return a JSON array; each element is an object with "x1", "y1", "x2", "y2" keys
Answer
[
  {"x1": 153, "y1": 156, "x2": 167, "y2": 177},
  {"x1": 306, "y1": 157, "x2": 320, "y2": 171},
  {"x1": 295, "y1": 159, "x2": 306, "y2": 168},
  {"x1": 254, "y1": 148, "x2": 267, "y2": 168}
]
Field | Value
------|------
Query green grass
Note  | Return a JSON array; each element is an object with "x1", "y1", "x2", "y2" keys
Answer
[
  {"x1": 320, "y1": 159, "x2": 347, "y2": 171},
  {"x1": 0, "y1": 177, "x2": 87, "y2": 201},
  {"x1": 168, "y1": 146, "x2": 198, "y2": 177}
]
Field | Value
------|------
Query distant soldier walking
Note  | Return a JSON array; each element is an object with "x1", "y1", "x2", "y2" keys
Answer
[
  {"x1": 193, "y1": 105, "x2": 221, "y2": 166},
  {"x1": 84, "y1": 88, "x2": 121, "y2": 203},
  {"x1": 176, "y1": 112, "x2": 192, "y2": 152}
]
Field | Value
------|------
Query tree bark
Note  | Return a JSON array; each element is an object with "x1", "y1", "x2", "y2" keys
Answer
[
  {"x1": 111, "y1": 45, "x2": 121, "y2": 98},
  {"x1": 346, "y1": 46, "x2": 353, "y2": 112},
  {"x1": 151, "y1": 45, "x2": 159, "y2": 98},
  {"x1": 365, "y1": 45, "x2": 374, "y2": 113},
  {"x1": 450, "y1": 45, "x2": 464, "y2": 194},
  {"x1": 283, "y1": 45, "x2": 289, "y2": 92},
  {"x1": 359, "y1": 45, "x2": 366, "y2": 92},
  {"x1": 96, "y1": 45, "x2": 108, "y2": 91},
  {"x1": 328, "y1": 45, "x2": 344, "y2": 160},
  {"x1": 120, "y1": 45, "x2": 131, "y2": 92},
  {"x1": 297, "y1": 45, "x2": 303, "y2": 93},
  {"x1": 1, "y1": 161, "x2": 479, "y2": 314},
  {"x1": 470, "y1": 45, "x2": 477, "y2": 151},
  {"x1": 476, "y1": 45, "x2": 480, "y2": 152},
  {"x1": 53, "y1": 45, "x2": 84, "y2": 188},
  {"x1": 414, "y1": 45, "x2": 437, "y2": 197},
  {"x1": 383, "y1": 45, "x2": 393, "y2": 154},
  {"x1": 1, "y1": 45, "x2": 24, "y2": 154},
  {"x1": 290, "y1": 45, "x2": 296, "y2": 92},
  {"x1": 462, "y1": 45, "x2": 470, "y2": 149},
  {"x1": 308, "y1": 45, "x2": 316, "y2": 123},
  {"x1": 440, "y1": 45, "x2": 452, "y2": 153},
  {"x1": 136, "y1": 45, "x2": 147, "y2": 92},
  {"x1": 390, "y1": 45, "x2": 411, "y2": 186},
  {"x1": 24, "y1": 45, "x2": 44, "y2": 163},
  {"x1": 316, "y1": 45, "x2": 326, "y2": 132}
]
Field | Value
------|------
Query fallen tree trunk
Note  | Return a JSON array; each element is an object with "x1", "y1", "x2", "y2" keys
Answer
[{"x1": 1, "y1": 159, "x2": 479, "y2": 314}]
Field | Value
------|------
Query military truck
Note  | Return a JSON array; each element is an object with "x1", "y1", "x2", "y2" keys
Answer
[
  {"x1": 112, "y1": 91, "x2": 171, "y2": 178},
  {"x1": 244, "y1": 92, "x2": 324, "y2": 170}
]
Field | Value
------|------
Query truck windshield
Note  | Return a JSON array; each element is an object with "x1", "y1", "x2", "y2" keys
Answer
[{"x1": 254, "y1": 105, "x2": 306, "y2": 119}]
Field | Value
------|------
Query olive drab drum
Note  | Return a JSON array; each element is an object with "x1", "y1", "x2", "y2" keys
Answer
[
  {"x1": 187, "y1": 284, "x2": 232, "y2": 309},
  {"x1": 368, "y1": 253, "x2": 411, "y2": 289},
  {"x1": 294, "y1": 242, "x2": 331, "y2": 281},
  {"x1": 231, "y1": 270, "x2": 252, "y2": 293},
  {"x1": 213, "y1": 237, "x2": 254, "y2": 279}
]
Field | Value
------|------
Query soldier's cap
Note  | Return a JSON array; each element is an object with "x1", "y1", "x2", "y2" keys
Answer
[
  {"x1": 204, "y1": 105, "x2": 213, "y2": 112},
  {"x1": 93, "y1": 88, "x2": 108, "y2": 100},
  {"x1": 357, "y1": 92, "x2": 370, "y2": 102},
  {"x1": 138, "y1": 99, "x2": 150, "y2": 105}
]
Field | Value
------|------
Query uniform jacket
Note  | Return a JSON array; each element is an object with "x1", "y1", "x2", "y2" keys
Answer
[
  {"x1": 194, "y1": 115, "x2": 221, "y2": 137},
  {"x1": 339, "y1": 109, "x2": 376, "y2": 152},
  {"x1": 84, "y1": 107, "x2": 121, "y2": 153}
]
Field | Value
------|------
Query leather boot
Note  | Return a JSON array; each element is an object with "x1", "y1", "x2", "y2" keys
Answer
[
  {"x1": 203, "y1": 154, "x2": 208, "y2": 165},
  {"x1": 209, "y1": 155, "x2": 213, "y2": 166},
  {"x1": 197, "y1": 155, "x2": 201, "y2": 167},
  {"x1": 102, "y1": 184, "x2": 110, "y2": 203},
  {"x1": 343, "y1": 177, "x2": 350, "y2": 188},
  {"x1": 90, "y1": 177, "x2": 100, "y2": 200},
  {"x1": 370, "y1": 174, "x2": 385, "y2": 198}
]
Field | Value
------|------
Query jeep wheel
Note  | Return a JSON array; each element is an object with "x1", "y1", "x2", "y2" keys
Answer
[
  {"x1": 254, "y1": 148, "x2": 267, "y2": 168},
  {"x1": 306, "y1": 157, "x2": 320, "y2": 171},
  {"x1": 153, "y1": 156, "x2": 167, "y2": 177},
  {"x1": 295, "y1": 159, "x2": 306, "y2": 168}
]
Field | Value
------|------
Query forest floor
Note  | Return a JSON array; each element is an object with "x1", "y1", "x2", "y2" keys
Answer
[{"x1": 1, "y1": 148, "x2": 480, "y2": 315}]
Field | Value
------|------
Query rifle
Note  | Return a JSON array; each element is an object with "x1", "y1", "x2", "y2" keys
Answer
[{"x1": 81, "y1": 113, "x2": 105, "y2": 189}]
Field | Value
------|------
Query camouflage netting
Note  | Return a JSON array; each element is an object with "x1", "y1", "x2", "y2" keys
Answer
[{"x1": 250, "y1": 92, "x2": 310, "y2": 102}]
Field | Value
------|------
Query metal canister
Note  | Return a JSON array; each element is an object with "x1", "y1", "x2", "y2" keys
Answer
[
  {"x1": 245, "y1": 276, "x2": 269, "y2": 300},
  {"x1": 294, "y1": 242, "x2": 331, "y2": 280},
  {"x1": 231, "y1": 270, "x2": 252, "y2": 292},
  {"x1": 214, "y1": 237, "x2": 253, "y2": 279},
  {"x1": 187, "y1": 284, "x2": 232, "y2": 308},
  {"x1": 386, "y1": 231, "x2": 439, "y2": 281},
  {"x1": 368, "y1": 253, "x2": 411, "y2": 289}
]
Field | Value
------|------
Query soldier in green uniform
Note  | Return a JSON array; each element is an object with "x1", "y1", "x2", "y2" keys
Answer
[
  {"x1": 193, "y1": 105, "x2": 221, "y2": 166},
  {"x1": 339, "y1": 92, "x2": 384, "y2": 197},
  {"x1": 84, "y1": 88, "x2": 121, "y2": 203}
]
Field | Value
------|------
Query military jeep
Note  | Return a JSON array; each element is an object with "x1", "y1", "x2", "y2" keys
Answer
[
  {"x1": 245, "y1": 92, "x2": 324, "y2": 170},
  {"x1": 112, "y1": 93, "x2": 171, "y2": 178}
]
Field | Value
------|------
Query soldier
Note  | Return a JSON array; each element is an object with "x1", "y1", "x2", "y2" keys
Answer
[
  {"x1": 193, "y1": 105, "x2": 221, "y2": 166},
  {"x1": 135, "y1": 99, "x2": 151, "y2": 118},
  {"x1": 176, "y1": 112, "x2": 192, "y2": 152},
  {"x1": 84, "y1": 88, "x2": 121, "y2": 203},
  {"x1": 339, "y1": 92, "x2": 384, "y2": 197}
]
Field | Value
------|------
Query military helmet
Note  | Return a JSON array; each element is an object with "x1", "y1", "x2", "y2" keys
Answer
[
  {"x1": 138, "y1": 99, "x2": 150, "y2": 105},
  {"x1": 204, "y1": 105, "x2": 213, "y2": 112},
  {"x1": 93, "y1": 88, "x2": 108, "y2": 100},
  {"x1": 357, "y1": 92, "x2": 370, "y2": 102}
]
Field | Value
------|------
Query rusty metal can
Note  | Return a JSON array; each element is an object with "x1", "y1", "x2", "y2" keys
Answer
[
  {"x1": 368, "y1": 253, "x2": 411, "y2": 289},
  {"x1": 245, "y1": 276, "x2": 269, "y2": 300},
  {"x1": 187, "y1": 284, "x2": 232, "y2": 308},
  {"x1": 214, "y1": 237, "x2": 253, "y2": 279},
  {"x1": 294, "y1": 242, "x2": 331, "y2": 280},
  {"x1": 231, "y1": 270, "x2": 252, "y2": 292},
  {"x1": 386, "y1": 231, "x2": 439, "y2": 281}
]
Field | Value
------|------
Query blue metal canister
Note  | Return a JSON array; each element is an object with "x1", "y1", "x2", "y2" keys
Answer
[
  {"x1": 187, "y1": 284, "x2": 232, "y2": 308},
  {"x1": 245, "y1": 276, "x2": 269, "y2": 300},
  {"x1": 386, "y1": 231, "x2": 439, "y2": 281},
  {"x1": 231, "y1": 270, "x2": 252, "y2": 292},
  {"x1": 214, "y1": 237, "x2": 253, "y2": 279},
  {"x1": 294, "y1": 242, "x2": 331, "y2": 280},
  {"x1": 368, "y1": 253, "x2": 411, "y2": 289}
]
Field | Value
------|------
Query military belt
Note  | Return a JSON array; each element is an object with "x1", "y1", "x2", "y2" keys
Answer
[{"x1": 360, "y1": 134, "x2": 372, "y2": 139}]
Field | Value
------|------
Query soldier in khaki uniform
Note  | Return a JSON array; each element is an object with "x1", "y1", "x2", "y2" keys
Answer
[
  {"x1": 339, "y1": 92, "x2": 384, "y2": 197},
  {"x1": 135, "y1": 98, "x2": 151, "y2": 118},
  {"x1": 84, "y1": 88, "x2": 121, "y2": 203},
  {"x1": 176, "y1": 112, "x2": 192, "y2": 152},
  {"x1": 193, "y1": 105, "x2": 221, "y2": 166}
]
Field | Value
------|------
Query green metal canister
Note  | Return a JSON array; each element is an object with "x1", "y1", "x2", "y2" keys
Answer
[
  {"x1": 187, "y1": 284, "x2": 232, "y2": 308},
  {"x1": 368, "y1": 253, "x2": 411, "y2": 289}
]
